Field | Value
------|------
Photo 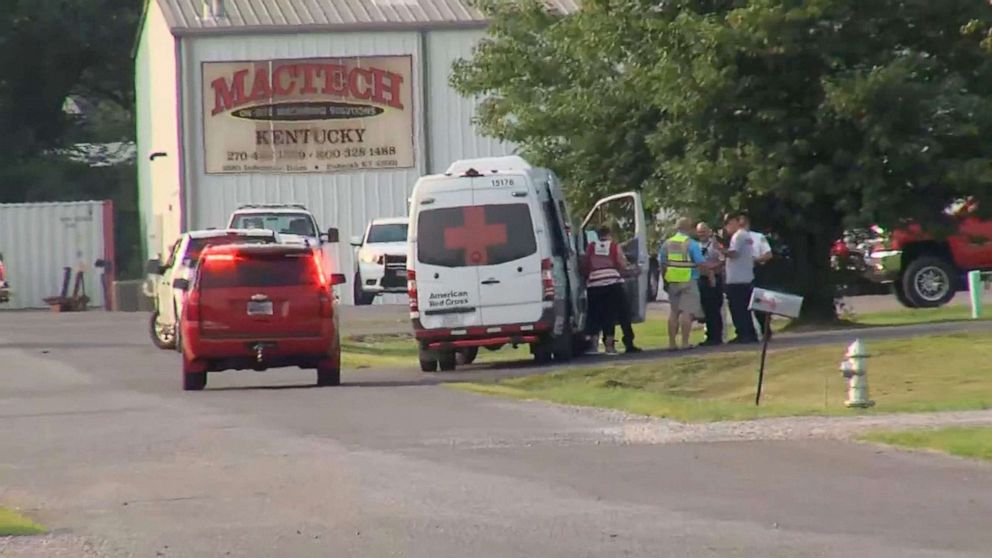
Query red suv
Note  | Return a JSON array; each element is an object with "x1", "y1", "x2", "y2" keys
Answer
[{"x1": 175, "y1": 243, "x2": 345, "y2": 391}]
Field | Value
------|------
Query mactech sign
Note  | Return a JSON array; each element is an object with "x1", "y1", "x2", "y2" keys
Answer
[{"x1": 202, "y1": 56, "x2": 415, "y2": 175}]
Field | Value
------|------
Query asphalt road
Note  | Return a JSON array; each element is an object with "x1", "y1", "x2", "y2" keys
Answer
[{"x1": 2, "y1": 309, "x2": 992, "y2": 557}]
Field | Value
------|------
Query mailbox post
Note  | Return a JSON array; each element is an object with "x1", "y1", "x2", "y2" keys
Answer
[{"x1": 748, "y1": 288, "x2": 804, "y2": 405}]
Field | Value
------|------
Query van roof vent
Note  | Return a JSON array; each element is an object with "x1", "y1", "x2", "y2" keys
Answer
[
  {"x1": 462, "y1": 168, "x2": 482, "y2": 177},
  {"x1": 446, "y1": 155, "x2": 532, "y2": 175}
]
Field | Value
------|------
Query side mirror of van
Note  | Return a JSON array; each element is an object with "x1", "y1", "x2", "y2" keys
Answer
[
  {"x1": 173, "y1": 278, "x2": 190, "y2": 291},
  {"x1": 350, "y1": 235, "x2": 363, "y2": 247},
  {"x1": 325, "y1": 227, "x2": 340, "y2": 243}
]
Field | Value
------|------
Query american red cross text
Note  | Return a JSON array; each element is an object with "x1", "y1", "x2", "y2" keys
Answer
[{"x1": 443, "y1": 207, "x2": 508, "y2": 266}]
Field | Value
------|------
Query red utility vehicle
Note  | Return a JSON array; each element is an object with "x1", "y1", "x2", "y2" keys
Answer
[
  {"x1": 865, "y1": 201, "x2": 992, "y2": 307},
  {"x1": 175, "y1": 243, "x2": 346, "y2": 391}
]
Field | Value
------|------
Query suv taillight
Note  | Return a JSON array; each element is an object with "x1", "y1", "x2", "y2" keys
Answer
[
  {"x1": 407, "y1": 270, "x2": 418, "y2": 315},
  {"x1": 541, "y1": 258, "x2": 555, "y2": 301},
  {"x1": 184, "y1": 291, "x2": 201, "y2": 322}
]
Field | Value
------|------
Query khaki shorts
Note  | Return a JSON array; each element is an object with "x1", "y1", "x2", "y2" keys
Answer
[{"x1": 667, "y1": 281, "x2": 703, "y2": 318}]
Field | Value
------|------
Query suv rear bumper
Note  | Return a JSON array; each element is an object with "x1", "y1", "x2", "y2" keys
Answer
[
  {"x1": 864, "y1": 250, "x2": 902, "y2": 283},
  {"x1": 182, "y1": 329, "x2": 338, "y2": 372}
]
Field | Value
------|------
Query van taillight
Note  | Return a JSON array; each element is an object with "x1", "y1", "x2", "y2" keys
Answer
[
  {"x1": 407, "y1": 270, "x2": 419, "y2": 315},
  {"x1": 541, "y1": 258, "x2": 555, "y2": 301},
  {"x1": 184, "y1": 291, "x2": 201, "y2": 322}
]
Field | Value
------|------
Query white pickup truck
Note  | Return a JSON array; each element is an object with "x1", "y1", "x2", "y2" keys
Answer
[{"x1": 226, "y1": 204, "x2": 343, "y2": 280}]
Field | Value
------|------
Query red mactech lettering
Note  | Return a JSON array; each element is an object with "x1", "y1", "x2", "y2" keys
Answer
[
  {"x1": 371, "y1": 68, "x2": 404, "y2": 109},
  {"x1": 300, "y1": 63, "x2": 321, "y2": 95},
  {"x1": 211, "y1": 69, "x2": 250, "y2": 115},
  {"x1": 272, "y1": 64, "x2": 298, "y2": 96},
  {"x1": 321, "y1": 64, "x2": 347, "y2": 96},
  {"x1": 248, "y1": 66, "x2": 272, "y2": 101},
  {"x1": 348, "y1": 68, "x2": 373, "y2": 101}
]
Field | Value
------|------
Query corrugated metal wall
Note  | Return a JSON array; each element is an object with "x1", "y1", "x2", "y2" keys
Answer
[
  {"x1": 426, "y1": 29, "x2": 515, "y2": 172},
  {"x1": 0, "y1": 202, "x2": 109, "y2": 310}
]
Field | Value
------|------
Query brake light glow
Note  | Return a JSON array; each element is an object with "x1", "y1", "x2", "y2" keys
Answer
[
  {"x1": 311, "y1": 251, "x2": 328, "y2": 287},
  {"x1": 204, "y1": 253, "x2": 236, "y2": 263},
  {"x1": 408, "y1": 269, "x2": 419, "y2": 316},
  {"x1": 184, "y1": 291, "x2": 201, "y2": 322},
  {"x1": 541, "y1": 258, "x2": 555, "y2": 301}
]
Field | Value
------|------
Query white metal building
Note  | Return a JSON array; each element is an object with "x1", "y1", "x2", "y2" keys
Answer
[{"x1": 135, "y1": 0, "x2": 578, "y2": 303}]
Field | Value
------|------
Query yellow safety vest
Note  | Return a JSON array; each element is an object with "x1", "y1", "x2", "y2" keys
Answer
[{"x1": 663, "y1": 233, "x2": 695, "y2": 283}]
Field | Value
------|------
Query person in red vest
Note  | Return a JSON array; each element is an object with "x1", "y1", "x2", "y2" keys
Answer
[{"x1": 583, "y1": 225, "x2": 628, "y2": 355}]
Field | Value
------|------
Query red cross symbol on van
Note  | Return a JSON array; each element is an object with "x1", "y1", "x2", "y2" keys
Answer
[{"x1": 443, "y1": 206, "x2": 508, "y2": 266}]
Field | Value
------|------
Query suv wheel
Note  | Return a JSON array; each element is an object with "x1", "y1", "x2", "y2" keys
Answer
[
  {"x1": 902, "y1": 256, "x2": 957, "y2": 308},
  {"x1": 149, "y1": 311, "x2": 176, "y2": 350},
  {"x1": 353, "y1": 272, "x2": 375, "y2": 306},
  {"x1": 183, "y1": 372, "x2": 206, "y2": 391},
  {"x1": 316, "y1": 363, "x2": 341, "y2": 386}
]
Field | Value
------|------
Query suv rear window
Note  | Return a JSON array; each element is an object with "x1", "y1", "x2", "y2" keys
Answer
[
  {"x1": 417, "y1": 204, "x2": 536, "y2": 267},
  {"x1": 198, "y1": 253, "x2": 317, "y2": 289},
  {"x1": 185, "y1": 236, "x2": 274, "y2": 264}
]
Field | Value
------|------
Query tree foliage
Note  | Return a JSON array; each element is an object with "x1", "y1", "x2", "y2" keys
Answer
[{"x1": 453, "y1": 0, "x2": 992, "y2": 321}]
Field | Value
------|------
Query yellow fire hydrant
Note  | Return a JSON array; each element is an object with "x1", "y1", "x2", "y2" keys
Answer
[{"x1": 840, "y1": 339, "x2": 874, "y2": 408}]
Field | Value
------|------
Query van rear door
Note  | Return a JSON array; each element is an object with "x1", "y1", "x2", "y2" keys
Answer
[
  {"x1": 413, "y1": 182, "x2": 483, "y2": 330},
  {"x1": 581, "y1": 192, "x2": 649, "y2": 322},
  {"x1": 471, "y1": 181, "x2": 544, "y2": 325}
]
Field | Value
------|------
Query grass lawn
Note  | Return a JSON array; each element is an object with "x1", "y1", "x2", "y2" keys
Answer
[
  {"x1": 453, "y1": 331, "x2": 992, "y2": 422},
  {"x1": 861, "y1": 427, "x2": 992, "y2": 462},
  {"x1": 0, "y1": 507, "x2": 45, "y2": 536},
  {"x1": 852, "y1": 304, "x2": 987, "y2": 327}
]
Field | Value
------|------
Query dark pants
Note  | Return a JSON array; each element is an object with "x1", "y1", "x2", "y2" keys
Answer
[
  {"x1": 698, "y1": 275, "x2": 724, "y2": 344},
  {"x1": 585, "y1": 284, "x2": 619, "y2": 338},
  {"x1": 753, "y1": 265, "x2": 771, "y2": 338},
  {"x1": 604, "y1": 284, "x2": 635, "y2": 348},
  {"x1": 726, "y1": 283, "x2": 758, "y2": 342}
]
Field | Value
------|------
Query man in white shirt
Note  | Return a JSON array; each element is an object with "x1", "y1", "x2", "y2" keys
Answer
[
  {"x1": 719, "y1": 213, "x2": 759, "y2": 343},
  {"x1": 741, "y1": 214, "x2": 773, "y2": 339}
]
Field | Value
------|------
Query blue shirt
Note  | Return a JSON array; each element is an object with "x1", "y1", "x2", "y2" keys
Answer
[{"x1": 659, "y1": 238, "x2": 706, "y2": 280}]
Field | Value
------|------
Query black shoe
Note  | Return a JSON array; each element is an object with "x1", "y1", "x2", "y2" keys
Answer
[
  {"x1": 700, "y1": 339, "x2": 723, "y2": 347},
  {"x1": 729, "y1": 337, "x2": 759, "y2": 345},
  {"x1": 625, "y1": 345, "x2": 643, "y2": 354}
]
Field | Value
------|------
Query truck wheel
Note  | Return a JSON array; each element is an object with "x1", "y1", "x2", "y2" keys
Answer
[
  {"x1": 353, "y1": 272, "x2": 375, "y2": 306},
  {"x1": 456, "y1": 347, "x2": 479, "y2": 365},
  {"x1": 149, "y1": 311, "x2": 176, "y2": 350},
  {"x1": 902, "y1": 256, "x2": 957, "y2": 308},
  {"x1": 892, "y1": 282, "x2": 916, "y2": 309},
  {"x1": 438, "y1": 350, "x2": 457, "y2": 372},
  {"x1": 316, "y1": 363, "x2": 341, "y2": 386}
]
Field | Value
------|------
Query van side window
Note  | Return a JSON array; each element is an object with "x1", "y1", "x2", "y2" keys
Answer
[{"x1": 542, "y1": 201, "x2": 567, "y2": 257}]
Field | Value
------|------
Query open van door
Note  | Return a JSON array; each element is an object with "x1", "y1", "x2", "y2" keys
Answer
[{"x1": 581, "y1": 192, "x2": 649, "y2": 323}]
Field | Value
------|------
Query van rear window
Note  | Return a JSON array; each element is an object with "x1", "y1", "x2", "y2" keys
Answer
[
  {"x1": 198, "y1": 254, "x2": 317, "y2": 289},
  {"x1": 417, "y1": 204, "x2": 537, "y2": 267}
]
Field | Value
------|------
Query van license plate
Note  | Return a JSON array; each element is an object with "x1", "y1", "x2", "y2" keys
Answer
[{"x1": 247, "y1": 301, "x2": 273, "y2": 316}]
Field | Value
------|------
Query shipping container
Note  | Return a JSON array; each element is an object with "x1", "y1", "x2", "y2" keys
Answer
[{"x1": 0, "y1": 201, "x2": 114, "y2": 310}]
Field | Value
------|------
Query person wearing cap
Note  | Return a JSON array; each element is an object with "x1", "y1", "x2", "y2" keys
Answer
[{"x1": 659, "y1": 217, "x2": 706, "y2": 351}]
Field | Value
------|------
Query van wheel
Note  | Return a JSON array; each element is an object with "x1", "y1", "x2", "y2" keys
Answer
[
  {"x1": 438, "y1": 351, "x2": 457, "y2": 372},
  {"x1": 552, "y1": 326, "x2": 573, "y2": 362},
  {"x1": 456, "y1": 347, "x2": 479, "y2": 365},
  {"x1": 182, "y1": 370, "x2": 206, "y2": 391},
  {"x1": 353, "y1": 273, "x2": 375, "y2": 305},
  {"x1": 317, "y1": 364, "x2": 341, "y2": 386},
  {"x1": 419, "y1": 348, "x2": 439, "y2": 372},
  {"x1": 149, "y1": 311, "x2": 176, "y2": 350},
  {"x1": 532, "y1": 341, "x2": 554, "y2": 365}
]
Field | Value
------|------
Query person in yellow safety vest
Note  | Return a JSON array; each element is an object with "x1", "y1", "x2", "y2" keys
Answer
[{"x1": 659, "y1": 217, "x2": 708, "y2": 351}]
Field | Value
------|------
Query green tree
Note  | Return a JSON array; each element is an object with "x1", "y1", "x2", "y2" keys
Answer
[{"x1": 454, "y1": 0, "x2": 992, "y2": 321}]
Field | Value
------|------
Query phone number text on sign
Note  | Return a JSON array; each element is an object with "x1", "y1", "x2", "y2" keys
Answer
[{"x1": 222, "y1": 146, "x2": 399, "y2": 172}]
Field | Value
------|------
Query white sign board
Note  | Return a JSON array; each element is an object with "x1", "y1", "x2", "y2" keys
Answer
[{"x1": 748, "y1": 288, "x2": 804, "y2": 319}]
